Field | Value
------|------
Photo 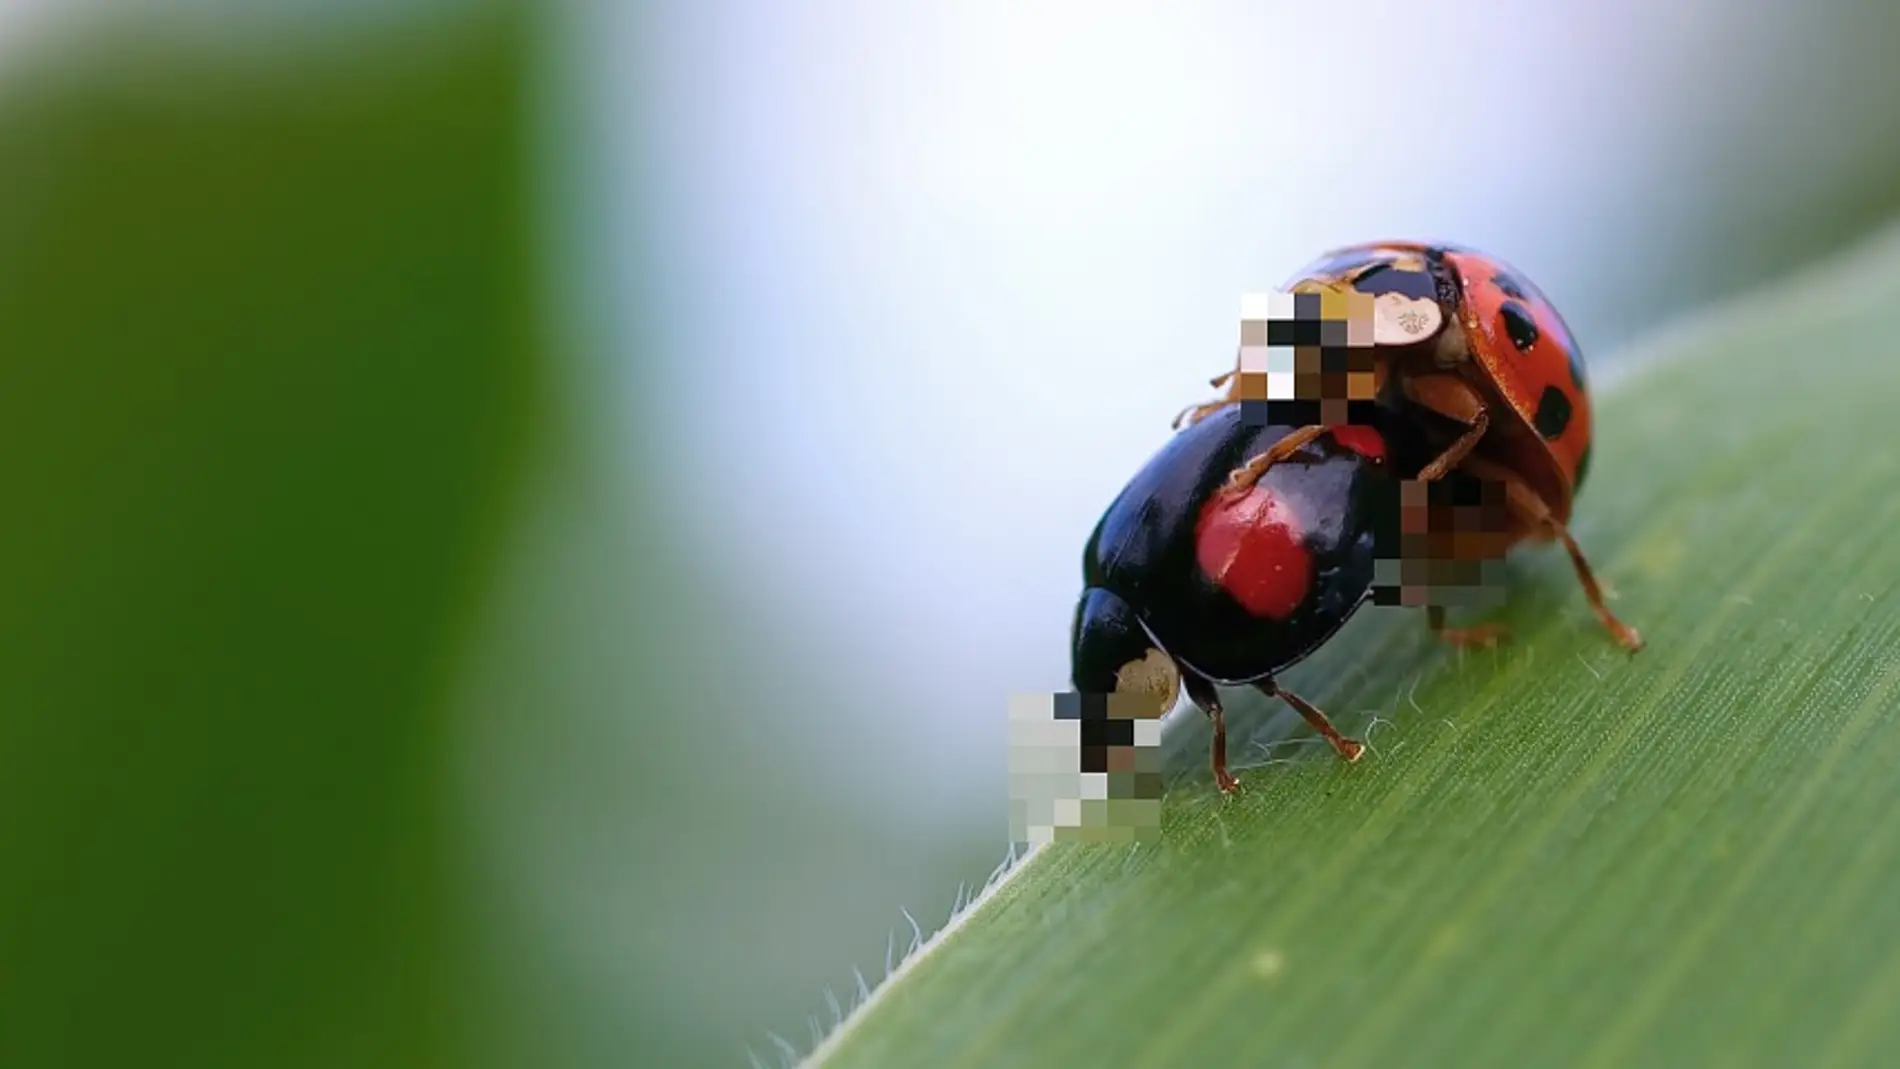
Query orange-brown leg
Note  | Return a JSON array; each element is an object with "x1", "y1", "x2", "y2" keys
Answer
[
  {"x1": 1260, "y1": 680, "x2": 1365, "y2": 761},
  {"x1": 1182, "y1": 673, "x2": 1240, "y2": 794},
  {"x1": 1426, "y1": 604, "x2": 1510, "y2": 648},
  {"x1": 1222, "y1": 424, "x2": 1329, "y2": 496},
  {"x1": 1400, "y1": 374, "x2": 1492, "y2": 482},
  {"x1": 1172, "y1": 369, "x2": 1242, "y2": 429},
  {"x1": 1415, "y1": 409, "x2": 1489, "y2": 481},
  {"x1": 1460, "y1": 454, "x2": 1645, "y2": 652},
  {"x1": 1173, "y1": 397, "x2": 1233, "y2": 429},
  {"x1": 1551, "y1": 524, "x2": 1644, "y2": 651}
]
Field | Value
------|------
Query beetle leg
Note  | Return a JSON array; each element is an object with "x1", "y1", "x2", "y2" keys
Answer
[
  {"x1": 1457, "y1": 454, "x2": 1645, "y2": 653},
  {"x1": 1170, "y1": 368, "x2": 1244, "y2": 429},
  {"x1": 1400, "y1": 374, "x2": 1491, "y2": 482},
  {"x1": 1172, "y1": 397, "x2": 1232, "y2": 430},
  {"x1": 1181, "y1": 673, "x2": 1240, "y2": 794},
  {"x1": 1426, "y1": 604, "x2": 1510, "y2": 648},
  {"x1": 1259, "y1": 680, "x2": 1364, "y2": 762},
  {"x1": 1222, "y1": 424, "x2": 1329, "y2": 495},
  {"x1": 1414, "y1": 407, "x2": 1490, "y2": 481}
]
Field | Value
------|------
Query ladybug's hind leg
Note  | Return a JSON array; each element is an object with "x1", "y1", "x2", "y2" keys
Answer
[
  {"x1": 1258, "y1": 680, "x2": 1365, "y2": 762},
  {"x1": 1181, "y1": 674, "x2": 1241, "y2": 794},
  {"x1": 1460, "y1": 454, "x2": 1645, "y2": 653},
  {"x1": 1426, "y1": 605, "x2": 1510, "y2": 649}
]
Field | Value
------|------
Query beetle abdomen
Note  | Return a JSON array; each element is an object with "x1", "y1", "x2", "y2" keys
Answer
[{"x1": 1080, "y1": 407, "x2": 1393, "y2": 685}]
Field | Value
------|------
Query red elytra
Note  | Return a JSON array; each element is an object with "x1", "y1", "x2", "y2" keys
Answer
[
  {"x1": 1436, "y1": 246, "x2": 1593, "y2": 512},
  {"x1": 1287, "y1": 241, "x2": 1593, "y2": 528}
]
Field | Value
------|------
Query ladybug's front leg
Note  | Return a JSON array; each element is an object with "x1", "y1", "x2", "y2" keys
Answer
[
  {"x1": 1171, "y1": 368, "x2": 1242, "y2": 429},
  {"x1": 1401, "y1": 373, "x2": 1492, "y2": 482},
  {"x1": 1415, "y1": 409, "x2": 1489, "y2": 481},
  {"x1": 1459, "y1": 453, "x2": 1645, "y2": 653},
  {"x1": 1220, "y1": 424, "x2": 1330, "y2": 496}
]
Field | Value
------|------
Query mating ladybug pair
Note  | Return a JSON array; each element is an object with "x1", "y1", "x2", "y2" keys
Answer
[{"x1": 1070, "y1": 241, "x2": 1643, "y2": 794}]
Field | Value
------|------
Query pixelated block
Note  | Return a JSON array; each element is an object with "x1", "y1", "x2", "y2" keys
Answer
[{"x1": 1008, "y1": 690, "x2": 1167, "y2": 846}]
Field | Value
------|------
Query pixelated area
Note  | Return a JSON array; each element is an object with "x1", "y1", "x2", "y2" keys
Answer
[
  {"x1": 1008, "y1": 691, "x2": 1166, "y2": 847},
  {"x1": 1234, "y1": 288, "x2": 1385, "y2": 426},
  {"x1": 1373, "y1": 474, "x2": 1513, "y2": 608}
]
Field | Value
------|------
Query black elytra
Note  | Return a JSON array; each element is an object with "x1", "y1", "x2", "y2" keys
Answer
[{"x1": 1070, "y1": 406, "x2": 1399, "y2": 699}]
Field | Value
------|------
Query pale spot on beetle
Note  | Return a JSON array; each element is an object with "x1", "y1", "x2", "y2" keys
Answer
[
  {"x1": 1112, "y1": 648, "x2": 1180, "y2": 719},
  {"x1": 1372, "y1": 292, "x2": 1442, "y2": 346},
  {"x1": 1251, "y1": 949, "x2": 1286, "y2": 980}
]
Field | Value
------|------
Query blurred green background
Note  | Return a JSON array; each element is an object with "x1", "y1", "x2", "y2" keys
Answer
[{"x1": 4, "y1": 2, "x2": 1900, "y2": 1068}]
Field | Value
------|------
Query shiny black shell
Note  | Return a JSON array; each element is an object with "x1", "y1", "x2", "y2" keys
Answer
[{"x1": 1074, "y1": 407, "x2": 1396, "y2": 687}]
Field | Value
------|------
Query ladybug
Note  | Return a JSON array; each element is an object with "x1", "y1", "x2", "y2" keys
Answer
[
  {"x1": 1070, "y1": 406, "x2": 1398, "y2": 793},
  {"x1": 1177, "y1": 241, "x2": 1642, "y2": 652}
]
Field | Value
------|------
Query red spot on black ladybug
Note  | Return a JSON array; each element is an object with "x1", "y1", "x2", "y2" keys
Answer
[
  {"x1": 1499, "y1": 301, "x2": 1540, "y2": 352},
  {"x1": 1195, "y1": 487, "x2": 1313, "y2": 621},
  {"x1": 1534, "y1": 385, "x2": 1573, "y2": 439},
  {"x1": 1328, "y1": 424, "x2": 1386, "y2": 463}
]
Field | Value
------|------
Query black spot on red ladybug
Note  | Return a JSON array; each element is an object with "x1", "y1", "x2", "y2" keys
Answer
[
  {"x1": 1534, "y1": 385, "x2": 1572, "y2": 439},
  {"x1": 1491, "y1": 272, "x2": 1527, "y2": 299},
  {"x1": 1574, "y1": 440, "x2": 1593, "y2": 492},
  {"x1": 1499, "y1": 301, "x2": 1540, "y2": 352}
]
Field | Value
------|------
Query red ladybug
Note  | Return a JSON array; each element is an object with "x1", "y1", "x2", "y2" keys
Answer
[
  {"x1": 1179, "y1": 241, "x2": 1642, "y2": 653},
  {"x1": 1071, "y1": 407, "x2": 1396, "y2": 793}
]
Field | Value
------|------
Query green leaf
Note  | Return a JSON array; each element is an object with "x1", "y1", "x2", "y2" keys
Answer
[{"x1": 804, "y1": 222, "x2": 1900, "y2": 1069}]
